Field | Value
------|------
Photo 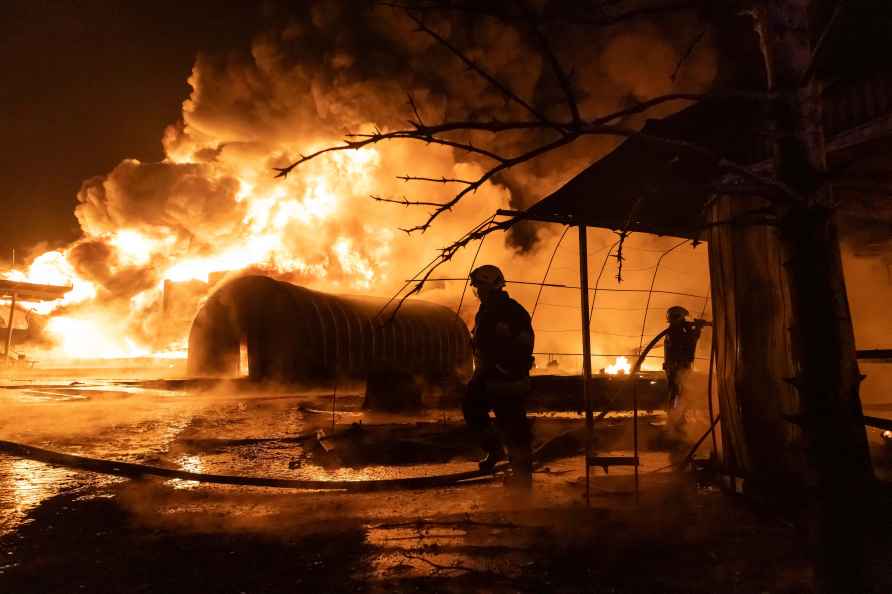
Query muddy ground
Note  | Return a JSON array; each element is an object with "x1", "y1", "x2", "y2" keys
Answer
[{"x1": 0, "y1": 377, "x2": 890, "y2": 593}]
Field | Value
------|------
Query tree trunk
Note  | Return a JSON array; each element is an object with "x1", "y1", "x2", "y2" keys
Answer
[{"x1": 752, "y1": 2, "x2": 873, "y2": 591}]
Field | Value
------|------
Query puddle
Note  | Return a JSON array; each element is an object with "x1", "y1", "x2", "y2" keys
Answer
[{"x1": 0, "y1": 456, "x2": 119, "y2": 536}]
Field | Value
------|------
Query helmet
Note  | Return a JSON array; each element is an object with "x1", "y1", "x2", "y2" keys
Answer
[
  {"x1": 666, "y1": 306, "x2": 689, "y2": 322},
  {"x1": 469, "y1": 264, "x2": 505, "y2": 291}
]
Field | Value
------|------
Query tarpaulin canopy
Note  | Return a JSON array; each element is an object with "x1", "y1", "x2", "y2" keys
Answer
[{"x1": 523, "y1": 97, "x2": 765, "y2": 239}]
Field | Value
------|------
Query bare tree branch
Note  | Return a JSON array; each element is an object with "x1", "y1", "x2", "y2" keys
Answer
[
  {"x1": 274, "y1": 4, "x2": 793, "y2": 239},
  {"x1": 274, "y1": 129, "x2": 509, "y2": 178},
  {"x1": 517, "y1": 1, "x2": 581, "y2": 124},
  {"x1": 275, "y1": 90, "x2": 771, "y2": 179},
  {"x1": 378, "y1": 215, "x2": 511, "y2": 322},
  {"x1": 347, "y1": 129, "x2": 509, "y2": 161},
  {"x1": 370, "y1": 194, "x2": 450, "y2": 208},
  {"x1": 399, "y1": 133, "x2": 580, "y2": 234}
]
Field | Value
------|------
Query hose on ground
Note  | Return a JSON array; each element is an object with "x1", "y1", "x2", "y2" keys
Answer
[{"x1": 0, "y1": 429, "x2": 575, "y2": 492}]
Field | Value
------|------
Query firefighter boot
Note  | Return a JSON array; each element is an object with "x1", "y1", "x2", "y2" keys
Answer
[
  {"x1": 505, "y1": 450, "x2": 533, "y2": 490},
  {"x1": 478, "y1": 432, "x2": 506, "y2": 473}
]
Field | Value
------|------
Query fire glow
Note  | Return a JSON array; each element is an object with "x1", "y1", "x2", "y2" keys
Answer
[
  {"x1": 605, "y1": 356, "x2": 632, "y2": 375},
  {"x1": 0, "y1": 24, "x2": 709, "y2": 367},
  {"x1": 1, "y1": 147, "x2": 401, "y2": 361}
]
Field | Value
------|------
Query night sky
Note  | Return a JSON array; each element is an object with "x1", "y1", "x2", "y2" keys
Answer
[{"x1": 1, "y1": 1, "x2": 267, "y2": 261}]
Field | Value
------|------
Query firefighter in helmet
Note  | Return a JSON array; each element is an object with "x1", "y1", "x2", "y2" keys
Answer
[
  {"x1": 463, "y1": 264, "x2": 534, "y2": 487},
  {"x1": 663, "y1": 305, "x2": 704, "y2": 411}
]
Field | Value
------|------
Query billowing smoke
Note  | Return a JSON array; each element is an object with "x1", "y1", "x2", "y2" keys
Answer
[{"x1": 8, "y1": 1, "x2": 717, "y2": 363}]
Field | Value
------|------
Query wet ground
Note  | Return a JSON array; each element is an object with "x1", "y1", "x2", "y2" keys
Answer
[{"x1": 0, "y1": 374, "x2": 890, "y2": 593}]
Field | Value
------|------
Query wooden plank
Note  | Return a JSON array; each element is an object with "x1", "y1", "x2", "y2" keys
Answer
[{"x1": 856, "y1": 349, "x2": 892, "y2": 362}]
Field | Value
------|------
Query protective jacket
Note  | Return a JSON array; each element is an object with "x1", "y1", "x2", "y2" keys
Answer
[
  {"x1": 471, "y1": 290, "x2": 534, "y2": 380},
  {"x1": 663, "y1": 321, "x2": 701, "y2": 369}
]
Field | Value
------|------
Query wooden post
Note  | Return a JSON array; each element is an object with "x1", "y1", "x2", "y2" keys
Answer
[
  {"x1": 578, "y1": 225, "x2": 593, "y2": 506},
  {"x1": 4, "y1": 292, "x2": 17, "y2": 364}
]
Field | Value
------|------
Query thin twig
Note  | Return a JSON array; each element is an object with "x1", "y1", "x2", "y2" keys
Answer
[
  {"x1": 612, "y1": 195, "x2": 644, "y2": 283},
  {"x1": 397, "y1": 175, "x2": 475, "y2": 185},
  {"x1": 517, "y1": 0, "x2": 581, "y2": 124},
  {"x1": 670, "y1": 27, "x2": 707, "y2": 82},
  {"x1": 376, "y1": 215, "x2": 503, "y2": 323},
  {"x1": 800, "y1": 0, "x2": 847, "y2": 86},
  {"x1": 406, "y1": 91, "x2": 426, "y2": 128},
  {"x1": 404, "y1": 11, "x2": 558, "y2": 130},
  {"x1": 370, "y1": 194, "x2": 450, "y2": 208},
  {"x1": 614, "y1": 230, "x2": 630, "y2": 283},
  {"x1": 400, "y1": 133, "x2": 580, "y2": 234}
]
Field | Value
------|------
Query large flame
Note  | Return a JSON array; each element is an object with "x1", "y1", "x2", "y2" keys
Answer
[
  {"x1": 1, "y1": 124, "x2": 543, "y2": 367},
  {"x1": 605, "y1": 356, "x2": 632, "y2": 375},
  {"x1": 0, "y1": 13, "x2": 714, "y2": 368}
]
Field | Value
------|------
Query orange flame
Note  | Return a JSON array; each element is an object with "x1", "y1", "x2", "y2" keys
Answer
[{"x1": 605, "y1": 356, "x2": 632, "y2": 375}]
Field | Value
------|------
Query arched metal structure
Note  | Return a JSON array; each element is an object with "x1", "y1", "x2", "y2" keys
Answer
[{"x1": 187, "y1": 275, "x2": 472, "y2": 386}]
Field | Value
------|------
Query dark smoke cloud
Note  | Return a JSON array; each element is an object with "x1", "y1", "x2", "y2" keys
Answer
[
  {"x1": 160, "y1": 2, "x2": 715, "y2": 252},
  {"x1": 76, "y1": 160, "x2": 243, "y2": 243}
]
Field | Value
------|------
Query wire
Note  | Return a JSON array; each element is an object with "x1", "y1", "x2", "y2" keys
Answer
[
  {"x1": 530, "y1": 225, "x2": 571, "y2": 321},
  {"x1": 538, "y1": 303, "x2": 676, "y2": 312},
  {"x1": 636, "y1": 239, "x2": 691, "y2": 355},
  {"x1": 589, "y1": 239, "x2": 620, "y2": 322},
  {"x1": 376, "y1": 214, "x2": 495, "y2": 321},
  {"x1": 455, "y1": 216, "x2": 495, "y2": 316},
  {"x1": 537, "y1": 329, "x2": 649, "y2": 338}
]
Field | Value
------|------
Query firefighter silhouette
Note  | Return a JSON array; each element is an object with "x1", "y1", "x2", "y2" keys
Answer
[
  {"x1": 462, "y1": 265, "x2": 534, "y2": 487},
  {"x1": 663, "y1": 306, "x2": 704, "y2": 411}
]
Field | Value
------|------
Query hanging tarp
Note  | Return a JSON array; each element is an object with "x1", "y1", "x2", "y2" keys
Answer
[{"x1": 705, "y1": 196, "x2": 808, "y2": 483}]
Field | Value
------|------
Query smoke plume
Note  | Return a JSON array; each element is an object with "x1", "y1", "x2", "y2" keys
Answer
[{"x1": 9, "y1": 1, "x2": 717, "y2": 363}]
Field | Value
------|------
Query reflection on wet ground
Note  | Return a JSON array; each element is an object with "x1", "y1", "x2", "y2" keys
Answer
[
  {"x1": 0, "y1": 377, "x2": 480, "y2": 535},
  {"x1": 0, "y1": 375, "x2": 641, "y2": 531},
  {"x1": 366, "y1": 518, "x2": 539, "y2": 580},
  {"x1": 1, "y1": 374, "x2": 890, "y2": 588}
]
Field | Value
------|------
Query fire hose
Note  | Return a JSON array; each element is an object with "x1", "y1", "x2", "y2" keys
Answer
[{"x1": 0, "y1": 431, "x2": 571, "y2": 492}]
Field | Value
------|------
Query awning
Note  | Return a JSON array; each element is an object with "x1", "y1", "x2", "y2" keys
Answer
[{"x1": 523, "y1": 97, "x2": 765, "y2": 239}]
